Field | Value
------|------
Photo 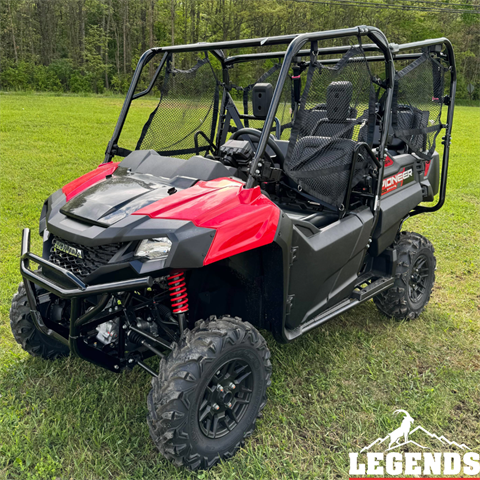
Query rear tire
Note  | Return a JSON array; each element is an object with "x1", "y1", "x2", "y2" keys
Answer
[
  {"x1": 374, "y1": 231, "x2": 436, "y2": 320},
  {"x1": 147, "y1": 316, "x2": 272, "y2": 470},
  {"x1": 9, "y1": 282, "x2": 70, "y2": 359}
]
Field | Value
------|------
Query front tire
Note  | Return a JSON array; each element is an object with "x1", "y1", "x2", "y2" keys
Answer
[
  {"x1": 9, "y1": 282, "x2": 70, "y2": 359},
  {"x1": 374, "y1": 231, "x2": 436, "y2": 320},
  {"x1": 147, "y1": 316, "x2": 272, "y2": 471}
]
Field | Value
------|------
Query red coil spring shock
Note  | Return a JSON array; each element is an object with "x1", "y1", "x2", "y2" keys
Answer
[{"x1": 168, "y1": 272, "x2": 189, "y2": 314}]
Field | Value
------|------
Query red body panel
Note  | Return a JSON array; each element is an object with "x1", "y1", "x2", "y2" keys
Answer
[
  {"x1": 384, "y1": 155, "x2": 394, "y2": 167},
  {"x1": 133, "y1": 178, "x2": 281, "y2": 265},
  {"x1": 62, "y1": 163, "x2": 120, "y2": 201},
  {"x1": 424, "y1": 160, "x2": 431, "y2": 176}
]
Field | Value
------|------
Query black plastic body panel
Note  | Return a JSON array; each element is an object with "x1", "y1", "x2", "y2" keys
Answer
[
  {"x1": 367, "y1": 151, "x2": 423, "y2": 256},
  {"x1": 46, "y1": 214, "x2": 214, "y2": 278},
  {"x1": 285, "y1": 206, "x2": 373, "y2": 329},
  {"x1": 119, "y1": 149, "x2": 236, "y2": 181},
  {"x1": 371, "y1": 182, "x2": 423, "y2": 256}
]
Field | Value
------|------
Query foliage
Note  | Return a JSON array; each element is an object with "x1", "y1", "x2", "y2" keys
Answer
[{"x1": 0, "y1": 0, "x2": 479, "y2": 98}]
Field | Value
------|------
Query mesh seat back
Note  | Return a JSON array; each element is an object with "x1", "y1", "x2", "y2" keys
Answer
[
  {"x1": 299, "y1": 105, "x2": 327, "y2": 137},
  {"x1": 290, "y1": 137, "x2": 356, "y2": 207},
  {"x1": 396, "y1": 107, "x2": 430, "y2": 151},
  {"x1": 284, "y1": 47, "x2": 377, "y2": 209}
]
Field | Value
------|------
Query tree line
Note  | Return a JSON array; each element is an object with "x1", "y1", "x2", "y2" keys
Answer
[{"x1": 1, "y1": 0, "x2": 479, "y2": 99}]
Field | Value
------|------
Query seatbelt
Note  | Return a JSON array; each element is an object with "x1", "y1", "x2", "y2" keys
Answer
[{"x1": 366, "y1": 84, "x2": 379, "y2": 148}]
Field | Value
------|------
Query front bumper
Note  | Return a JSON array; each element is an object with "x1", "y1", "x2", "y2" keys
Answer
[
  {"x1": 21, "y1": 228, "x2": 153, "y2": 304},
  {"x1": 20, "y1": 228, "x2": 154, "y2": 371}
]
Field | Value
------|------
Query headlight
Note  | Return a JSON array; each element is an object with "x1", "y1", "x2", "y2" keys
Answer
[{"x1": 135, "y1": 237, "x2": 172, "y2": 260}]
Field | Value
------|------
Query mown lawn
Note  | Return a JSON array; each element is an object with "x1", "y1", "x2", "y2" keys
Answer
[{"x1": 0, "y1": 93, "x2": 479, "y2": 480}]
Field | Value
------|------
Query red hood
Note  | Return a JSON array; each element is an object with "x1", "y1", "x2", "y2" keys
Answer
[{"x1": 133, "y1": 178, "x2": 280, "y2": 265}]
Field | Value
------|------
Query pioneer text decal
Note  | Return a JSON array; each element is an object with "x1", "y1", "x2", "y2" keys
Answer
[{"x1": 382, "y1": 167, "x2": 414, "y2": 195}]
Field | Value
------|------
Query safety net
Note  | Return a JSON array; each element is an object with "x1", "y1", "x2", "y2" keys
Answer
[
  {"x1": 391, "y1": 48, "x2": 449, "y2": 160},
  {"x1": 284, "y1": 47, "x2": 380, "y2": 209},
  {"x1": 136, "y1": 53, "x2": 220, "y2": 158}
]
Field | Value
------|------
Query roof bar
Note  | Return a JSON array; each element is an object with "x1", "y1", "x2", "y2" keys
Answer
[
  {"x1": 225, "y1": 43, "x2": 383, "y2": 64},
  {"x1": 224, "y1": 38, "x2": 450, "y2": 65}
]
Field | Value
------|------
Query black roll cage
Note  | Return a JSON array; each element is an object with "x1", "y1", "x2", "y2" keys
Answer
[{"x1": 103, "y1": 25, "x2": 456, "y2": 218}]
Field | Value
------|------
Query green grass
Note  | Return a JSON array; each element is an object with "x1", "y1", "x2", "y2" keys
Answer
[{"x1": 0, "y1": 93, "x2": 479, "y2": 480}]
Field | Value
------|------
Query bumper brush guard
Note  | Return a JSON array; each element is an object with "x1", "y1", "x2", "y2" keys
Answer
[{"x1": 20, "y1": 228, "x2": 154, "y2": 370}]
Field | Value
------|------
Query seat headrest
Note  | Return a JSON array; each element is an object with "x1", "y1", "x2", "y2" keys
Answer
[
  {"x1": 252, "y1": 83, "x2": 273, "y2": 119},
  {"x1": 326, "y1": 81, "x2": 353, "y2": 121}
]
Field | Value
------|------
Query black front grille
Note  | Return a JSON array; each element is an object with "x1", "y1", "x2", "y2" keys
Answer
[{"x1": 49, "y1": 236, "x2": 122, "y2": 279}]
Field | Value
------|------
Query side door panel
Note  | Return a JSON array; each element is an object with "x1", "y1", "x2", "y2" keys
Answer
[{"x1": 285, "y1": 207, "x2": 373, "y2": 329}]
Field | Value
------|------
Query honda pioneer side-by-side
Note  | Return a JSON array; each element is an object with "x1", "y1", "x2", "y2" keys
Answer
[{"x1": 11, "y1": 26, "x2": 455, "y2": 470}]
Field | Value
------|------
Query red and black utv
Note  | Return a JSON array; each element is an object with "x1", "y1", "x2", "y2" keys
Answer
[{"x1": 11, "y1": 26, "x2": 456, "y2": 470}]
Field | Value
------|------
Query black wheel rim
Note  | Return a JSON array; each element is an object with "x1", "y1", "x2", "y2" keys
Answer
[
  {"x1": 198, "y1": 358, "x2": 253, "y2": 439},
  {"x1": 408, "y1": 254, "x2": 430, "y2": 303}
]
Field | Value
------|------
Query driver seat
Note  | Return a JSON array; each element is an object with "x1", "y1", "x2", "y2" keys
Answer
[{"x1": 285, "y1": 81, "x2": 361, "y2": 209}]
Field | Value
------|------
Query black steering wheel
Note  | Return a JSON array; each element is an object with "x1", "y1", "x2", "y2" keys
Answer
[{"x1": 230, "y1": 128, "x2": 285, "y2": 165}]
